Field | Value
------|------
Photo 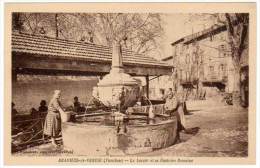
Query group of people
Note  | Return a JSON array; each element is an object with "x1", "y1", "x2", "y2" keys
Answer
[
  {"x1": 44, "y1": 92, "x2": 90, "y2": 146},
  {"x1": 12, "y1": 87, "x2": 191, "y2": 147},
  {"x1": 12, "y1": 100, "x2": 48, "y2": 118},
  {"x1": 12, "y1": 96, "x2": 85, "y2": 118},
  {"x1": 12, "y1": 91, "x2": 85, "y2": 147},
  {"x1": 43, "y1": 88, "x2": 189, "y2": 146}
]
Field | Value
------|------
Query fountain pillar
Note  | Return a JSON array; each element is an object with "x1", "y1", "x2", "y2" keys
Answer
[
  {"x1": 111, "y1": 41, "x2": 124, "y2": 73},
  {"x1": 95, "y1": 41, "x2": 139, "y2": 108}
]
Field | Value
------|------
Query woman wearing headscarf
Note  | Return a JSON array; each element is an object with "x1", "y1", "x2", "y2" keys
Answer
[
  {"x1": 43, "y1": 90, "x2": 65, "y2": 146},
  {"x1": 164, "y1": 88, "x2": 186, "y2": 143}
]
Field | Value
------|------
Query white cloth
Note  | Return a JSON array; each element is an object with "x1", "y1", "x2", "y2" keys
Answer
[{"x1": 177, "y1": 104, "x2": 186, "y2": 128}]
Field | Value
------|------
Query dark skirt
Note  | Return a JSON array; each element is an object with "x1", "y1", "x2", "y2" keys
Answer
[
  {"x1": 166, "y1": 107, "x2": 185, "y2": 132},
  {"x1": 43, "y1": 112, "x2": 61, "y2": 137}
]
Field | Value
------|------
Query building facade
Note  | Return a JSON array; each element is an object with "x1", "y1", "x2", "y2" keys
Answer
[
  {"x1": 171, "y1": 25, "x2": 237, "y2": 99},
  {"x1": 149, "y1": 23, "x2": 248, "y2": 103}
]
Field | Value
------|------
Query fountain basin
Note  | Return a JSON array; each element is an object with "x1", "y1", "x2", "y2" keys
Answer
[{"x1": 62, "y1": 113, "x2": 178, "y2": 156}]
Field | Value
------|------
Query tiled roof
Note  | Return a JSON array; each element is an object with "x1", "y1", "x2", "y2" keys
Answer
[
  {"x1": 171, "y1": 25, "x2": 227, "y2": 46},
  {"x1": 171, "y1": 19, "x2": 242, "y2": 46},
  {"x1": 12, "y1": 32, "x2": 171, "y2": 68}
]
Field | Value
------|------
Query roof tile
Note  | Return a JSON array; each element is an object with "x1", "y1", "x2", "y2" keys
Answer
[{"x1": 12, "y1": 32, "x2": 171, "y2": 68}]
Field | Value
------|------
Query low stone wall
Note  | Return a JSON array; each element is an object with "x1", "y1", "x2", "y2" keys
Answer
[{"x1": 62, "y1": 117, "x2": 177, "y2": 156}]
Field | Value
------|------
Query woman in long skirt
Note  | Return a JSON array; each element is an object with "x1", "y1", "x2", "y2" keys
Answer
[
  {"x1": 164, "y1": 89, "x2": 186, "y2": 143},
  {"x1": 43, "y1": 90, "x2": 65, "y2": 146}
]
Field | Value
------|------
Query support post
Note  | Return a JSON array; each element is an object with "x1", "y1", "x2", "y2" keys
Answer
[{"x1": 146, "y1": 75, "x2": 149, "y2": 99}]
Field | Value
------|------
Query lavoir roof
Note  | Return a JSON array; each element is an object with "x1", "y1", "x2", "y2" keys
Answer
[{"x1": 12, "y1": 32, "x2": 172, "y2": 76}]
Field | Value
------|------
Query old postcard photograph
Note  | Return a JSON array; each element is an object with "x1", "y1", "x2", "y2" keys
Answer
[{"x1": 3, "y1": 2, "x2": 257, "y2": 165}]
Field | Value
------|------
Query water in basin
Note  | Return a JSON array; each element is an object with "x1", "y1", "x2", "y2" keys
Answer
[{"x1": 74, "y1": 112, "x2": 168, "y2": 126}]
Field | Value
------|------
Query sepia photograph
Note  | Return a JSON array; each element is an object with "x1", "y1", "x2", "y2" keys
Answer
[{"x1": 3, "y1": 2, "x2": 257, "y2": 165}]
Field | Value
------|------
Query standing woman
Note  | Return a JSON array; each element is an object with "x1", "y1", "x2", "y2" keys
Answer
[
  {"x1": 164, "y1": 88, "x2": 186, "y2": 143},
  {"x1": 43, "y1": 90, "x2": 65, "y2": 146}
]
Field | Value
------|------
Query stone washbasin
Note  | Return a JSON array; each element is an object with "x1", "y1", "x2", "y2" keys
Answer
[{"x1": 62, "y1": 112, "x2": 178, "y2": 156}]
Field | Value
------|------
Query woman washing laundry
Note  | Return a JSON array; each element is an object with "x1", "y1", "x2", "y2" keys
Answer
[{"x1": 43, "y1": 90, "x2": 66, "y2": 147}]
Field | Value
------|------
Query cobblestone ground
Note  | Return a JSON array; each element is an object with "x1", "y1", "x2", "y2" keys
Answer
[
  {"x1": 141, "y1": 99, "x2": 248, "y2": 157},
  {"x1": 15, "y1": 99, "x2": 248, "y2": 157}
]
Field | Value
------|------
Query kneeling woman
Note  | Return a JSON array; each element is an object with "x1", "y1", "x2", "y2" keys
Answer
[{"x1": 44, "y1": 90, "x2": 65, "y2": 146}]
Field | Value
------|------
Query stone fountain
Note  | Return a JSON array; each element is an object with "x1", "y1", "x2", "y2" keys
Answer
[
  {"x1": 95, "y1": 41, "x2": 140, "y2": 108},
  {"x1": 62, "y1": 41, "x2": 178, "y2": 156}
]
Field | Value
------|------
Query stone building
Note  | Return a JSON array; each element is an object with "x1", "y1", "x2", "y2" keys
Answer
[
  {"x1": 140, "y1": 24, "x2": 248, "y2": 103},
  {"x1": 167, "y1": 24, "x2": 248, "y2": 100}
]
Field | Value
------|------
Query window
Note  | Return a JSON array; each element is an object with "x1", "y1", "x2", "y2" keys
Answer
[
  {"x1": 218, "y1": 44, "x2": 226, "y2": 57},
  {"x1": 160, "y1": 89, "x2": 165, "y2": 95},
  {"x1": 219, "y1": 64, "x2": 225, "y2": 73},
  {"x1": 219, "y1": 64, "x2": 227, "y2": 76},
  {"x1": 186, "y1": 71, "x2": 189, "y2": 81},
  {"x1": 209, "y1": 66, "x2": 214, "y2": 72},
  {"x1": 221, "y1": 64, "x2": 224, "y2": 71},
  {"x1": 186, "y1": 54, "x2": 190, "y2": 63},
  {"x1": 179, "y1": 69, "x2": 183, "y2": 80},
  {"x1": 200, "y1": 55, "x2": 204, "y2": 63},
  {"x1": 219, "y1": 44, "x2": 225, "y2": 51}
]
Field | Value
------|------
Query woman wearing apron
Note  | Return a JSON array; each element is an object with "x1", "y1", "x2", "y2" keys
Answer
[{"x1": 43, "y1": 90, "x2": 65, "y2": 147}]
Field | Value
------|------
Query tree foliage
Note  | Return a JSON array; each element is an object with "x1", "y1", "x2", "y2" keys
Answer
[
  {"x1": 12, "y1": 12, "x2": 164, "y2": 55},
  {"x1": 187, "y1": 13, "x2": 249, "y2": 105},
  {"x1": 188, "y1": 13, "x2": 249, "y2": 71},
  {"x1": 224, "y1": 13, "x2": 249, "y2": 71}
]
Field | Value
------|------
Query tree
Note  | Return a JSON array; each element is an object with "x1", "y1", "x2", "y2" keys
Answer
[
  {"x1": 188, "y1": 13, "x2": 249, "y2": 106},
  {"x1": 224, "y1": 13, "x2": 249, "y2": 106},
  {"x1": 12, "y1": 13, "x2": 164, "y2": 56},
  {"x1": 84, "y1": 13, "x2": 163, "y2": 54},
  {"x1": 12, "y1": 13, "x2": 23, "y2": 32}
]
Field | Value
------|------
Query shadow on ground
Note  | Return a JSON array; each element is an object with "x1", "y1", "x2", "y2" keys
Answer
[{"x1": 180, "y1": 127, "x2": 200, "y2": 143}]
